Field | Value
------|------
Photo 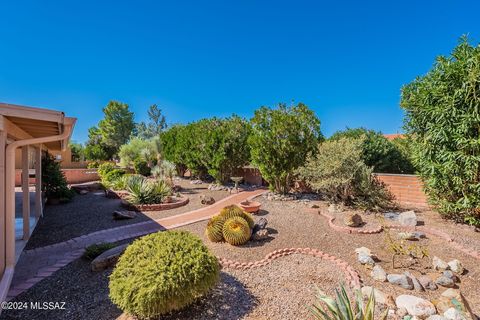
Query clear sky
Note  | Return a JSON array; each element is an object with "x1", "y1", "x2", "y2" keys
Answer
[{"x1": 1, "y1": 1, "x2": 479, "y2": 143}]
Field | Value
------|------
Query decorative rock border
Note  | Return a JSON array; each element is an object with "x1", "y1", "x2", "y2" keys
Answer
[
  {"x1": 306, "y1": 208, "x2": 383, "y2": 234},
  {"x1": 306, "y1": 208, "x2": 480, "y2": 260},
  {"x1": 120, "y1": 196, "x2": 189, "y2": 211},
  {"x1": 218, "y1": 247, "x2": 361, "y2": 289}
]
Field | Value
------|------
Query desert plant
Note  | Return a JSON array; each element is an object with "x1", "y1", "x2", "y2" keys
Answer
[
  {"x1": 384, "y1": 229, "x2": 429, "y2": 269},
  {"x1": 205, "y1": 215, "x2": 224, "y2": 242},
  {"x1": 110, "y1": 174, "x2": 144, "y2": 191},
  {"x1": 83, "y1": 243, "x2": 116, "y2": 261},
  {"x1": 101, "y1": 169, "x2": 126, "y2": 189},
  {"x1": 401, "y1": 36, "x2": 480, "y2": 225},
  {"x1": 151, "y1": 165, "x2": 162, "y2": 179},
  {"x1": 126, "y1": 177, "x2": 172, "y2": 205},
  {"x1": 133, "y1": 158, "x2": 151, "y2": 176},
  {"x1": 222, "y1": 216, "x2": 251, "y2": 245},
  {"x1": 249, "y1": 103, "x2": 322, "y2": 193},
  {"x1": 310, "y1": 285, "x2": 386, "y2": 320},
  {"x1": 109, "y1": 231, "x2": 219, "y2": 319},
  {"x1": 218, "y1": 205, "x2": 255, "y2": 228},
  {"x1": 297, "y1": 138, "x2": 393, "y2": 211},
  {"x1": 42, "y1": 153, "x2": 74, "y2": 201}
]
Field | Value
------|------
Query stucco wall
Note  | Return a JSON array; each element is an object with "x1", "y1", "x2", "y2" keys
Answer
[{"x1": 15, "y1": 168, "x2": 99, "y2": 186}]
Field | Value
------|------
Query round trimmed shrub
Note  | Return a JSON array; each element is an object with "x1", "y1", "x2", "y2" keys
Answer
[
  {"x1": 205, "y1": 215, "x2": 224, "y2": 242},
  {"x1": 109, "y1": 231, "x2": 219, "y2": 319},
  {"x1": 222, "y1": 217, "x2": 251, "y2": 245}
]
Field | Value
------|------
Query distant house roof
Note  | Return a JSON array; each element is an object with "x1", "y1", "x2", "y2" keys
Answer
[{"x1": 383, "y1": 133, "x2": 404, "y2": 141}]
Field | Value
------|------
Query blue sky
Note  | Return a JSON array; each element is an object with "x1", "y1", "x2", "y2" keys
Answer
[{"x1": 1, "y1": 1, "x2": 479, "y2": 143}]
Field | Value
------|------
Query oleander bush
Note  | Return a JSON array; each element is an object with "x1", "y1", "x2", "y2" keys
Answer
[
  {"x1": 401, "y1": 36, "x2": 480, "y2": 225},
  {"x1": 109, "y1": 231, "x2": 219, "y2": 319},
  {"x1": 297, "y1": 138, "x2": 393, "y2": 211}
]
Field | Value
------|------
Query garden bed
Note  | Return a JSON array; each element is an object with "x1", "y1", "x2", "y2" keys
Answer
[{"x1": 120, "y1": 195, "x2": 189, "y2": 211}]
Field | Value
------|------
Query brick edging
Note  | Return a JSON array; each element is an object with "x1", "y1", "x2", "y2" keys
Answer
[
  {"x1": 121, "y1": 196, "x2": 190, "y2": 211},
  {"x1": 219, "y1": 247, "x2": 361, "y2": 289}
]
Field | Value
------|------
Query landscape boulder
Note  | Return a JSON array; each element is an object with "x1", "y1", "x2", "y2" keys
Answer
[
  {"x1": 387, "y1": 274, "x2": 414, "y2": 290},
  {"x1": 252, "y1": 218, "x2": 268, "y2": 234},
  {"x1": 91, "y1": 244, "x2": 129, "y2": 271},
  {"x1": 371, "y1": 265, "x2": 387, "y2": 282},
  {"x1": 418, "y1": 275, "x2": 438, "y2": 291},
  {"x1": 343, "y1": 213, "x2": 363, "y2": 227},
  {"x1": 399, "y1": 210, "x2": 418, "y2": 226},
  {"x1": 360, "y1": 286, "x2": 392, "y2": 306},
  {"x1": 433, "y1": 256, "x2": 449, "y2": 271},
  {"x1": 447, "y1": 259, "x2": 464, "y2": 275},
  {"x1": 200, "y1": 195, "x2": 215, "y2": 205},
  {"x1": 113, "y1": 210, "x2": 137, "y2": 220},
  {"x1": 395, "y1": 295, "x2": 436, "y2": 318},
  {"x1": 251, "y1": 229, "x2": 269, "y2": 241}
]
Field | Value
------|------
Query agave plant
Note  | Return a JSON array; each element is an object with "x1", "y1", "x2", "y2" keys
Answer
[
  {"x1": 310, "y1": 285, "x2": 385, "y2": 320},
  {"x1": 126, "y1": 177, "x2": 172, "y2": 205}
]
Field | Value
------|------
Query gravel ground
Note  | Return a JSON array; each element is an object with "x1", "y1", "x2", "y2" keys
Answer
[
  {"x1": 179, "y1": 197, "x2": 480, "y2": 314},
  {"x1": 25, "y1": 179, "x2": 229, "y2": 250},
  {"x1": 0, "y1": 253, "x2": 342, "y2": 320}
]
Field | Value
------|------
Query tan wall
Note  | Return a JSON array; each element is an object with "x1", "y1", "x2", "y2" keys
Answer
[
  {"x1": 375, "y1": 173, "x2": 429, "y2": 208},
  {"x1": 15, "y1": 168, "x2": 99, "y2": 186},
  {"x1": 15, "y1": 147, "x2": 88, "y2": 169}
]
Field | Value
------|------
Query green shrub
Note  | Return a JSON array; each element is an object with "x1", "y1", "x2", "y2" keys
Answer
[
  {"x1": 42, "y1": 153, "x2": 74, "y2": 201},
  {"x1": 401, "y1": 37, "x2": 480, "y2": 224},
  {"x1": 83, "y1": 243, "x2": 116, "y2": 261},
  {"x1": 97, "y1": 162, "x2": 116, "y2": 177},
  {"x1": 297, "y1": 138, "x2": 393, "y2": 211},
  {"x1": 133, "y1": 159, "x2": 151, "y2": 176},
  {"x1": 126, "y1": 177, "x2": 171, "y2": 204},
  {"x1": 249, "y1": 103, "x2": 322, "y2": 193},
  {"x1": 310, "y1": 285, "x2": 386, "y2": 320},
  {"x1": 87, "y1": 160, "x2": 102, "y2": 169},
  {"x1": 330, "y1": 128, "x2": 415, "y2": 174},
  {"x1": 102, "y1": 169, "x2": 126, "y2": 189},
  {"x1": 109, "y1": 231, "x2": 219, "y2": 319}
]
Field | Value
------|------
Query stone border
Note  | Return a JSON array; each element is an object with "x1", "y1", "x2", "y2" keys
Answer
[
  {"x1": 120, "y1": 196, "x2": 190, "y2": 211},
  {"x1": 219, "y1": 247, "x2": 361, "y2": 289},
  {"x1": 308, "y1": 209, "x2": 383, "y2": 234},
  {"x1": 306, "y1": 208, "x2": 480, "y2": 260}
]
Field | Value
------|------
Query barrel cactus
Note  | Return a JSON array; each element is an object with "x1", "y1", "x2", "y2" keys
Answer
[
  {"x1": 219, "y1": 205, "x2": 255, "y2": 229},
  {"x1": 109, "y1": 231, "x2": 219, "y2": 319},
  {"x1": 222, "y1": 216, "x2": 251, "y2": 245},
  {"x1": 205, "y1": 215, "x2": 224, "y2": 242}
]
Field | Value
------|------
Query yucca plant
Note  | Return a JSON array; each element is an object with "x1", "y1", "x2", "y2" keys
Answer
[{"x1": 310, "y1": 285, "x2": 386, "y2": 320}]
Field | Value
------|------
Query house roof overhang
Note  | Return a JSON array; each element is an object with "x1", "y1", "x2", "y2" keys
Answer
[{"x1": 0, "y1": 102, "x2": 76, "y2": 150}]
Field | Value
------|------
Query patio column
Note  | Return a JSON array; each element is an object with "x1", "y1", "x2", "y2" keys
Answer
[
  {"x1": 21, "y1": 145, "x2": 30, "y2": 240},
  {"x1": 0, "y1": 130, "x2": 6, "y2": 277},
  {"x1": 34, "y1": 145, "x2": 42, "y2": 219}
]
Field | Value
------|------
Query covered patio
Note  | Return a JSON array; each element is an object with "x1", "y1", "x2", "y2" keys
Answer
[{"x1": 0, "y1": 103, "x2": 76, "y2": 302}]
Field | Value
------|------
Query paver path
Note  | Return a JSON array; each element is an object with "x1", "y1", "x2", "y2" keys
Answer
[{"x1": 7, "y1": 189, "x2": 266, "y2": 300}]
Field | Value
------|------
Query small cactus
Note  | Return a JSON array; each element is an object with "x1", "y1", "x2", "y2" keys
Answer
[
  {"x1": 222, "y1": 217, "x2": 251, "y2": 246},
  {"x1": 205, "y1": 215, "x2": 224, "y2": 242}
]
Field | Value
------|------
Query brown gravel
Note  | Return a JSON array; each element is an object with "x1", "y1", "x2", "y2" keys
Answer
[{"x1": 178, "y1": 196, "x2": 480, "y2": 314}]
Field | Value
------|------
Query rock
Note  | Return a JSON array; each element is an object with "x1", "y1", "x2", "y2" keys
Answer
[
  {"x1": 427, "y1": 316, "x2": 447, "y2": 320},
  {"x1": 113, "y1": 210, "x2": 137, "y2": 220},
  {"x1": 443, "y1": 308, "x2": 466, "y2": 320},
  {"x1": 395, "y1": 295, "x2": 436, "y2": 318},
  {"x1": 251, "y1": 229, "x2": 269, "y2": 241},
  {"x1": 355, "y1": 247, "x2": 372, "y2": 256},
  {"x1": 328, "y1": 203, "x2": 343, "y2": 213},
  {"x1": 91, "y1": 244, "x2": 129, "y2": 271},
  {"x1": 387, "y1": 274, "x2": 414, "y2": 290},
  {"x1": 436, "y1": 289, "x2": 474, "y2": 317},
  {"x1": 398, "y1": 232, "x2": 418, "y2": 241},
  {"x1": 418, "y1": 275, "x2": 438, "y2": 291},
  {"x1": 399, "y1": 210, "x2": 418, "y2": 226},
  {"x1": 371, "y1": 265, "x2": 387, "y2": 282},
  {"x1": 442, "y1": 270, "x2": 458, "y2": 283},
  {"x1": 344, "y1": 213, "x2": 363, "y2": 227},
  {"x1": 310, "y1": 204, "x2": 319, "y2": 209},
  {"x1": 200, "y1": 195, "x2": 215, "y2": 205},
  {"x1": 433, "y1": 256, "x2": 450, "y2": 271},
  {"x1": 190, "y1": 179, "x2": 203, "y2": 184},
  {"x1": 435, "y1": 276, "x2": 455, "y2": 288},
  {"x1": 252, "y1": 218, "x2": 268, "y2": 234},
  {"x1": 384, "y1": 212, "x2": 400, "y2": 221},
  {"x1": 447, "y1": 260, "x2": 464, "y2": 275},
  {"x1": 361, "y1": 286, "x2": 390, "y2": 305},
  {"x1": 79, "y1": 189, "x2": 89, "y2": 195},
  {"x1": 414, "y1": 232, "x2": 427, "y2": 239},
  {"x1": 404, "y1": 272, "x2": 425, "y2": 292},
  {"x1": 358, "y1": 253, "x2": 375, "y2": 266}
]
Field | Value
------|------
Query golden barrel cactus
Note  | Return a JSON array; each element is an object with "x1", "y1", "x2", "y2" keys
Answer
[
  {"x1": 222, "y1": 216, "x2": 251, "y2": 245},
  {"x1": 205, "y1": 215, "x2": 224, "y2": 242}
]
